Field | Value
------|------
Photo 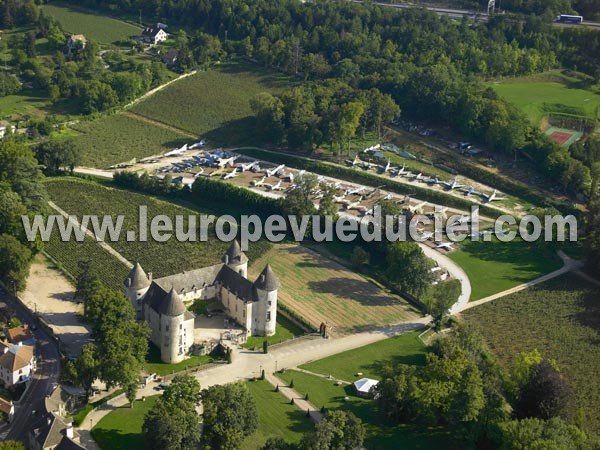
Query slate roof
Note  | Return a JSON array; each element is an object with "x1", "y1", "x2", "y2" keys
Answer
[
  {"x1": 31, "y1": 413, "x2": 79, "y2": 450},
  {"x1": 158, "y1": 288, "x2": 187, "y2": 317},
  {"x1": 142, "y1": 26, "x2": 163, "y2": 38},
  {"x1": 254, "y1": 264, "x2": 280, "y2": 291},
  {"x1": 55, "y1": 437, "x2": 86, "y2": 450},
  {"x1": 154, "y1": 264, "x2": 223, "y2": 293},
  {"x1": 124, "y1": 262, "x2": 151, "y2": 289},
  {"x1": 216, "y1": 265, "x2": 256, "y2": 302},
  {"x1": 223, "y1": 240, "x2": 248, "y2": 265}
]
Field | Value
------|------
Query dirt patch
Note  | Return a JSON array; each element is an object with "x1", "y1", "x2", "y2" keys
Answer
[{"x1": 20, "y1": 255, "x2": 92, "y2": 356}]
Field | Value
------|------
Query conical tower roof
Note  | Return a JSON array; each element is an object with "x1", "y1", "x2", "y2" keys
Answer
[
  {"x1": 254, "y1": 264, "x2": 280, "y2": 291},
  {"x1": 124, "y1": 262, "x2": 150, "y2": 289},
  {"x1": 223, "y1": 240, "x2": 248, "y2": 264},
  {"x1": 158, "y1": 288, "x2": 186, "y2": 317}
]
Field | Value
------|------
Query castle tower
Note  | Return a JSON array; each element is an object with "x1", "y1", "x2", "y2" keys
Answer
[
  {"x1": 158, "y1": 288, "x2": 188, "y2": 363},
  {"x1": 253, "y1": 264, "x2": 279, "y2": 336},
  {"x1": 222, "y1": 240, "x2": 248, "y2": 278},
  {"x1": 123, "y1": 262, "x2": 151, "y2": 320}
]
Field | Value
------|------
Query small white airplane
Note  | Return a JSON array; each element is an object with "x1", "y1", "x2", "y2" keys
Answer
[
  {"x1": 436, "y1": 242, "x2": 454, "y2": 251},
  {"x1": 266, "y1": 164, "x2": 285, "y2": 177},
  {"x1": 449, "y1": 215, "x2": 471, "y2": 227},
  {"x1": 411, "y1": 172, "x2": 427, "y2": 182},
  {"x1": 482, "y1": 189, "x2": 506, "y2": 203},
  {"x1": 346, "y1": 155, "x2": 361, "y2": 167},
  {"x1": 239, "y1": 161, "x2": 260, "y2": 172},
  {"x1": 383, "y1": 193, "x2": 393, "y2": 201},
  {"x1": 193, "y1": 168, "x2": 204, "y2": 178},
  {"x1": 364, "y1": 187, "x2": 381, "y2": 198},
  {"x1": 420, "y1": 231, "x2": 434, "y2": 241},
  {"x1": 379, "y1": 160, "x2": 393, "y2": 173},
  {"x1": 164, "y1": 144, "x2": 188, "y2": 157},
  {"x1": 217, "y1": 156, "x2": 238, "y2": 168},
  {"x1": 189, "y1": 140, "x2": 206, "y2": 149},
  {"x1": 345, "y1": 187, "x2": 365, "y2": 196},
  {"x1": 334, "y1": 195, "x2": 347, "y2": 203},
  {"x1": 346, "y1": 198, "x2": 364, "y2": 210},
  {"x1": 407, "y1": 201, "x2": 428, "y2": 214},
  {"x1": 269, "y1": 180, "x2": 285, "y2": 191},
  {"x1": 251, "y1": 176, "x2": 267, "y2": 187},
  {"x1": 395, "y1": 164, "x2": 409, "y2": 177},
  {"x1": 223, "y1": 167, "x2": 239, "y2": 180},
  {"x1": 463, "y1": 186, "x2": 479, "y2": 197},
  {"x1": 442, "y1": 177, "x2": 466, "y2": 191}
]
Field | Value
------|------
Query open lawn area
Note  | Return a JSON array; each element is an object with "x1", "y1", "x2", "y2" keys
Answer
[
  {"x1": 448, "y1": 238, "x2": 562, "y2": 301},
  {"x1": 144, "y1": 344, "x2": 215, "y2": 376},
  {"x1": 277, "y1": 369, "x2": 448, "y2": 449},
  {"x1": 42, "y1": 4, "x2": 142, "y2": 45},
  {"x1": 298, "y1": 331, "x2": 426, "y2": 380},
  {"x1": 92, "y1": 395, "x2": 159, "y2": 450},
  {"x1": 244, "y1": 314, "x2": 307, "y2": 349},
  {"x1": 241, "y1": 379, "x2": 314, "y2": 450},
  {"x1": 463, "y1": 274, "x2": 600, "y2": 435},
  {"x1": 70, "y1": 114, "x2": 189, "y2": 168},
  {"x1": 491, "y1": 72, "x2": 600, "y2": 126},
  {"x1": 130, "y1": 61, "x2": 290, "y2": 145},
  {"x1": 44, "y1": 177, "x2": 273, "y2": 280},
  {"x1": 248, "y1": 245, "x2": 421, "y2": 335}
]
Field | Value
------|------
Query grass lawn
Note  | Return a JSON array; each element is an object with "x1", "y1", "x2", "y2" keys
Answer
[
  {"x1": 463, "y1": 274, "x2": 600, "y2": 436},
  {"x1": 130, "y1": 61, "x2": 291, "y2": 145},
  {"x1": 277, "y1": 370, "x2": 449, "y2": 449},
  {"x1": 144, "y1": 344, "x2": 214, "y2": 377},
  {"x1": 92, "y1": 395, "x2": 159, "y2": 450},
  {"x1": 491, "y1": 72, "x2": 600, "y2": 126},
  {"x1": 42, "y1": 4, "x2": 142, "y2": 45},
  {"x1": 248, "y1": 245, "x2": 420, "y2": 335},
  {"x1": 244, "y1": 314, "x2": 307, "y2": 349},
  {"x1": 44, "y1": 177, "x2": 273, "y2": 280},
  {"x1": 448, "y1": 237, "x2": 562, "y2": 301},
  {"x1": 298, "y1": 331, "x2": 426, "y2": 381},
  {"x1": 70, "y1": 113, "x2": 189, "y2": 168},
  {"x1": 0, "y1": 88, "x2": 78, "y2": 122},
  {"x1": 241, "y1": 379, "x2": 314, "y2": 450}
]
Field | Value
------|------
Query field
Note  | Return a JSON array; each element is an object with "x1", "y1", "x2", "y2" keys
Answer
[
  {"x1": 247, "y1": 245, "x2": 421, "y2": 335},
  {"x1": 43, "y1": 232, "x2": 129, "y2": 292},
  {"x1": 298, "y1": 331, "x2": 426, "y2": 380},
  {"x1": 130, "y1": 62, "x2": 290, "y2": 144},
  {"x1": 92, "y1": 395, "x2": 159, "y2": 450},
  {"x1": 277, "y1": 332, "x2": 449, "y2": 449},
  {"x1": 44, "y1": 177, "x2": 273, "y2": 279},
  {"x1": 240, "y1": 379, "x2": 314, "y2": 450},
  {"x1": 448, "y1": 237, "x2": 562, "y2": 301},
  {"x1": 244, "y1": 314, "x2": 307, "y2": 349},
  {"x1": 492, "y1": 72, "x2": 600, "y2": 126},
  {"x1": 463, "y1": 274, "x2": 600, "y2": 435},
  {"x1": 42, "y1": 4, "x2": 142, "y2": 45},
  {"x1": 70, "y1": 114, "x2": 190, "y2": 168}
]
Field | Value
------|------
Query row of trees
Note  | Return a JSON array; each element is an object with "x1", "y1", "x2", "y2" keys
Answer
[
  {"x1": 375, "y1": 323, "x2": 594, "y2": 448},
  {"x1": 65, "y1": 261, "x2": 149, "y2": 405},
  {"x1": 0, "y1": 141, "x2": 46, "y2": 291}
]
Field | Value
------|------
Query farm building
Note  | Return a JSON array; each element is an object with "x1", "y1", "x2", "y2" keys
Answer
[
  {"x1": 353, "y1": 377, "x2": 379, "y2": 398},
  {"x1": 124, "y1": 241, "x2": 279, "y2": 363},
  {"x1": 0, "y1": 341, "x2": 36, "y2": 387},
  {"x1": 141, "y1": 25, "x2": 168, "y2": 44},
  {"x1": 66, "y1": 34, "x2": 86, "y2": 51}
]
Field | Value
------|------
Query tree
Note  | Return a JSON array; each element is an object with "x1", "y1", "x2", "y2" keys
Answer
[
  {"x1": 367, "y1": 89, "x2": 400, "y2": 138},
  {"x1": 143, "y1": 396, "x2": 201, "y2": 450},
  {"x1": 422, "y1": 279, "x2": 461, "y2": 330},
  {"x1": 495, "y1": 417, "x2": 591, "y2": 450},
  {"x1": 163, "y1": 375, "x2": 201, "y2": 405},
  {"x1": 75, "y1": 259, "x2": 101, "y2": 313},
  {"x1": 350, "y1": 246, "x2": 370, "y2": 271},
  {"x1": 260, "y1": 437, "x2": 296, "y2": 450},
  {"x1": 0, "y1": 441, "x2": 26, "y2": 450},
  {"x1": 303, "y1": 410, "x2": 365, "y2": 450},
  {"x1": 385, "y1": 241, "x2": 434, "y2": 299},
  {"x1": 250, "y1": 92, "x2": 285, "y2": 144},
  {"x1": 516, "y1": 361, "x2": 575, "y2": 422},
  {"x1": 339, "y1": 101, "x2": 365, "y2": 155},
  {"x1": 74, "y1": 343, "x2": 98, "y2": 397},
  {"x1": 36, "y1": 140, "x2": 79, "y2": 175},
  {"x1": 283, "y1": 173, "x2": 318, "y2": 217},
  {"x1": 46, "y1": 23, "x2": 65, "y2": 49},
  {"x1": 0, "y1": 234, "x2": 32, "y2": 291},
  {"x1": 201, "y1": 383, "x2": 258, "y2": 450}
]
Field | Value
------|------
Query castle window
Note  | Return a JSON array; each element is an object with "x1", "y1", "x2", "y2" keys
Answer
[
  {"x1": 268, "y1": 301, "x2": 272, "y2": 306},
  {"x1": 267, "y1": 312, "x2": 271, "y2": 321},
  {"x1": 166, "y1": 325, "x2": 169, "y2": 332}
]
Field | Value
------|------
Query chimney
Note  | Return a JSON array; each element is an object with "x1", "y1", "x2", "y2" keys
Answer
[
  {"x1": 47, "y1": 416, "x2": 52, "y2": 426},
  {"x1": 65, "y1": 422, "x2": 74, "y2": 439},
  {"x1": 260, "y1": 274, "x2": 265, "y2": 283},
  {"x1": 224, "y1": 255, "x2": 229, "y2": 265}
]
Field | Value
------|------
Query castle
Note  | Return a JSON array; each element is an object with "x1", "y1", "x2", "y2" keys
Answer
[{"x1": 123, "y1": 241, "x2": 279, "y2": 363}]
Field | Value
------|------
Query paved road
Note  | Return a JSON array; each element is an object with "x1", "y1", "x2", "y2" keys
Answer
[{"x1": 0, "y1": 288, "x2": 61, "y2": 443}]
